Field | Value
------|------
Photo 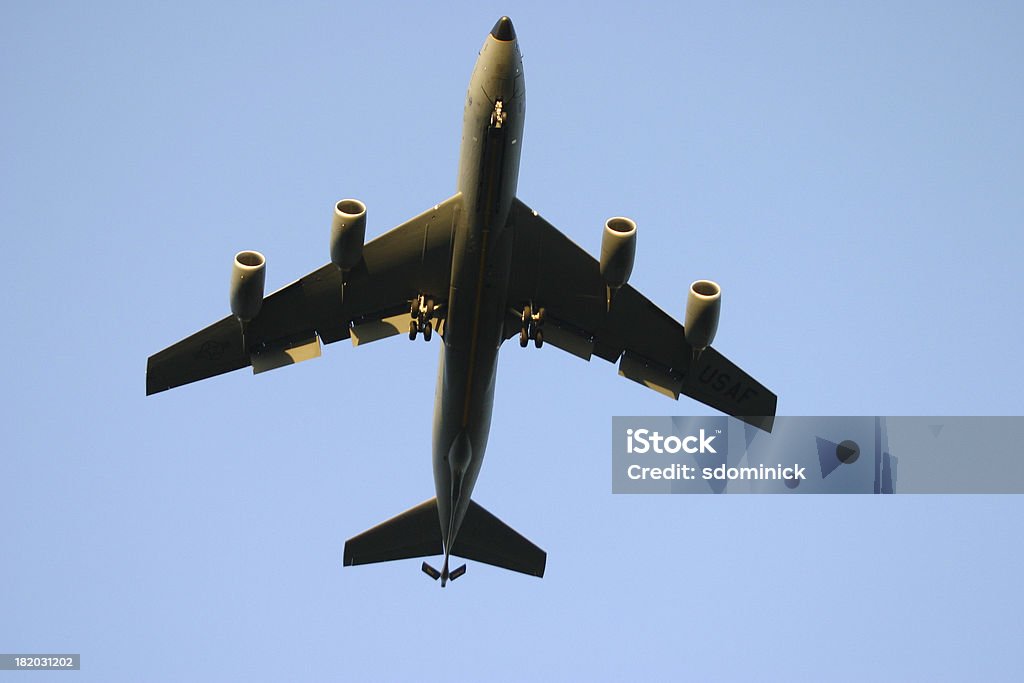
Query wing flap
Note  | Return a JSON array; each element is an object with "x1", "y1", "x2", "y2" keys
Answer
[
  {"x1": 543, "y1": 319, "x2": 595, "y2": 360},
  {"x1": 350, "y1": 311, "x2": 411, "y2": 346},
  {"x1": 251, "y1": 333, "x2": 321, "y2": 374},
  {"x1": 618, "y1": 351, "x2": 682, "y2": 399}
]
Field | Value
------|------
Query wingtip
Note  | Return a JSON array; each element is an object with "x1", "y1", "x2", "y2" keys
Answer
[
  {"x1": 145, "y1": 376, "x2": 164, "y2": 396},
  {"x1": 742, "y1": 414, "x2": 776, "y2": 433}
]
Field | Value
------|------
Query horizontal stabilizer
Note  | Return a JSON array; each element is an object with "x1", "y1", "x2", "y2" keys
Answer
[
  {"x1": 344, "y1": 499, "x2": 442, "y2": 566},
  {"x1": 344, "y1": 498, "x2": 545, "y2": 580},
  {"x1": 452, "y1": 501, "x2": 546, "y2": 578},
  {"x1": 449, "y1": 564, "x2": 467, "y2": 581}
]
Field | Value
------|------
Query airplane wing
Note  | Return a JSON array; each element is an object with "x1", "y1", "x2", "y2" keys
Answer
[
  {"x1": 146, "y1": 194, "x2": 461, "y2": 395},
  {"x1": 505, "y1": 198, "x2": 776, "y2": 431}
]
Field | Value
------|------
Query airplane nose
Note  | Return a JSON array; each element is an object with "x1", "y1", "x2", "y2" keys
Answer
[{"x1": 490, "y1": 16, "x2": 516, "y2": 41}]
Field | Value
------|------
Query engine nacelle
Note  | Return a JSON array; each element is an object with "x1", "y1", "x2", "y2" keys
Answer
[
  {"x1": 599, "y1": 217, "x2": 637, "y2": 290},
  {"x1": 330, "y1": 199, "x2": 367, "y2": 271},
  {"x1": 684, "y1": 280, "x2": 721, "y2": 350},
  {"x1": 230, "y1": 250, "x2": 266, "y2": 322}
]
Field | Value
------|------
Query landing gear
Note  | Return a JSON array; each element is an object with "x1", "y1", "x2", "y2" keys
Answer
[
  {"x1": 409, "y1": 294, "x2": 436, "y2": 342},
  {"x1": 490, "y1": 99, "x2": 506, "y2": 129},
  {"x1": 519, "y1": 304, "x2": 545, "y2": 349}
]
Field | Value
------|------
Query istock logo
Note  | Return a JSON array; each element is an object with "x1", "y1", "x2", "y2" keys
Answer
[{"x1": 626, "y1": 428, "x2": 717, "y2": 454}]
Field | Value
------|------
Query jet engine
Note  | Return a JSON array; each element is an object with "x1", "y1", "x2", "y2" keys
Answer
[
  {"x1": 330, "y1": 199, "x2": 367, "y2": 271},
  {"x1": 599, "y1": 217, "x2": 637, "y2": 290},
  {"x1": 684, "y1": 280, "x2": 721, "y2": 351},
  {"x1": 230, "y1": 250, "x2": 266, "y2": 322}
]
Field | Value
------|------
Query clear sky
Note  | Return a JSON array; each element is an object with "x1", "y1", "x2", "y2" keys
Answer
[{"x1": 3, "y1": 1, "x2": 1023, "y2": 680}]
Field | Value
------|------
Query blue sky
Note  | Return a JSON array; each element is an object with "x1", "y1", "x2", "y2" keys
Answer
[{"x1": 2, "y1": 1, "x2": 1023, "y2": 680}]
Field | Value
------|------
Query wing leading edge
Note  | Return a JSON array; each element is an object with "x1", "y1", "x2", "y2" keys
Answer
[
  {"x1": 146, "y1": 194, "x2": 461, "y2": 395},
  {"x1": 505, "y1": 198, "x2": 776, "y2": 431}
]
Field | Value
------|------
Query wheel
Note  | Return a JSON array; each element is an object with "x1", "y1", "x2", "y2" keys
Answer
[
  {"x1": 423, "y1": 321, "x2": 433, "y2": 342},
  {"x1": 536, "y1": 307, "x2": 546, "y2": 323},
  {"x1": 519, "y1": 327, "x2": 529, "y2": 347},
  {"x1": 534, "y1": 329, "x2": 544, "y2": 349},
  {"x1": 409, "y1": 320, "x2": 418, "y2": 340},
  {"x1": 522, "y1": 304, "x2": 532, "y2": 324}
]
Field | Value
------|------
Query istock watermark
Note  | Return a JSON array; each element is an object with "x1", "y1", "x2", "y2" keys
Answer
[
  {"x1": 612, "y1": 416, "x2": 1024, "y2": 494},
  {"x1": 625, "y1": 428, "x2": 718, "y2": 454}
]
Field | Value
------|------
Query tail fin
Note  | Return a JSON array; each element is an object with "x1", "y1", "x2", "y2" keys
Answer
[{"x1": 343, "y1": 498, "x2": 546, "y2": 579}]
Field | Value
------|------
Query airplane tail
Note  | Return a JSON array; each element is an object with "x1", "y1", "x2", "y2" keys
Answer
[{"x1": 343, "y1": 498, "x2": 546, "y2": 581}]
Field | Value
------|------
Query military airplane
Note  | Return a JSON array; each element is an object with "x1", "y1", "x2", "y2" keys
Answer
[{"x1": 147, "y1": 16, "x2": 777, "y2": 586}]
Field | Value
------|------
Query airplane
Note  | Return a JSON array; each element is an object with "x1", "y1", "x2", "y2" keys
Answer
[{"x1": 146, "y1": 16, "x2": 777, "y2": 587}]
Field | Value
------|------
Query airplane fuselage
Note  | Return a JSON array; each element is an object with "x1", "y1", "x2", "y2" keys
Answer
[{"x1": 432, "y1": 21, "x2": 525, "y2": 567}]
